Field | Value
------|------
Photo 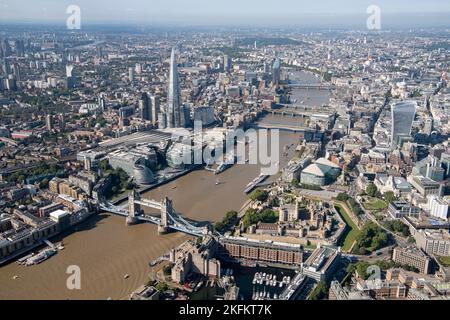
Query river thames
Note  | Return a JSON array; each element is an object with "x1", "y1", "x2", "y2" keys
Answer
[{"x1": 0, "y1": 71, "x2": 330, "y2": 300}]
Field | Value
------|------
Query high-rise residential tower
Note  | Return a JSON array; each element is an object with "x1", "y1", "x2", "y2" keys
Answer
[
  {"x1": 128, "y1": 67, "x2": 135, "y2": 82},
  {"x1": 66, "y1": 65, "x2": 77, "y2": 89},
  {"x1": 46, "y1": 114, "x2": 53, "y2": 132}
]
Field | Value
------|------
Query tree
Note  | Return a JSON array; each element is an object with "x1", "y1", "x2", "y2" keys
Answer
[
  {"x1": 354, "y1": 222, "x2": 390, "y2": 254},
  {"x1": 242, "y1": 208, "x2": 278, "y2": 229},
  {"x1": 269, "y1": 197, "x2": 280, "y2": 208},
  {"x1": 250, "y1": 189, "x2": 269, "y2": 202},
  {"x1": 39, "y1": 178, "x2": 49, "y2": 189},
  {"x1": 384, "y1": 220, "x2": 410, "y2": 237},
  {"x1": 384, "y1": 191, "x2": 397, "y2": 204},
  {"x1": 337, "y1": 193, "x2": 350, "y2": 202},
  {"x1": 259, "y1": 209, "x2": 278, "y2": 223},
  {"x1": 366, "y1": 183, "x2": 378, "y2": 198},
  {"x1": 215, "y1": 211, "x2": 239, "y2": 233},
  {"x1": 156, "y1": 282, "x2": 169, "y2": 292},
  {"x1": 309, "y1": 281, "x2": 329, "y2": 300},
  {"x1": 355, "y1": 262, "x2": 370, "y2": 280},
  {"x1": 291, "y1": 179, "x2": 300, "y2": 188},
  {"x1": 98, "y1": 159, "x2": 110, "y2": 173}
]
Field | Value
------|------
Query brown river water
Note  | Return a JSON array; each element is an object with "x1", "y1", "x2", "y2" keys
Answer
[{"x1": 0, "y1": 71, "x2": 329, "y2": 300}]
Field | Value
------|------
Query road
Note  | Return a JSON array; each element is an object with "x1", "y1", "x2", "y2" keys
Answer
[{"x1": 349, "y1": 245, "x2": 394, "y2": 263}]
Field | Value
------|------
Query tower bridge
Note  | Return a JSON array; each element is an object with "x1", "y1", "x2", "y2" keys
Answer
[{"x1": 100, "y1": 190, "x2": 208, "y2": 237}]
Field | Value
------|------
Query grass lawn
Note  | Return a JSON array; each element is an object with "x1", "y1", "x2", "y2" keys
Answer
[
  {"x1": 335, "y1": 204, "x2": 361, "y2": 252},
  {"x1": 304, "y1": 244, "x2": 317, "y2": 251},
  {"x1": 363, "y1": 197, "x2": 388, "y2": 211},
  {"x1": 438, "y1": 256, "x2": 450, "y2": 267}
]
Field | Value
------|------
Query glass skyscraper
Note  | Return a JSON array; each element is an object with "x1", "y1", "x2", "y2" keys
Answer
[
  {"x1": 272, "y1": 58, "x2": 281, "y2": 89},
  {"x1": 391, "y1": 101, "x2": 417, "y2": 149},
  {"x1": 167, "y1": 47, "x2": 181, "y2": 128}
]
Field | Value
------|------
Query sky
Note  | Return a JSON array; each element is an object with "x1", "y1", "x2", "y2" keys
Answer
[{"x1": 0, "y1": 0, "x2": 450, "y2": 27}]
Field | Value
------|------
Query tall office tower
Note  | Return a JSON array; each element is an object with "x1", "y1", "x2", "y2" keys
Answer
[
  {"x1": 179, "y1": 102, "x2": 186, "y2": 128},
  {"x1": 167, "y1": 47, "x2": 181, "y2": 128},
  {"x1": 1, "y1": 58, "x2": 10, "y2": 75},
  {"x1": 96, "y1": 46, "x2": 103, "y2": 59},
  {"x1": 46, "y1": 114, "x2": 54, "y2": 132},
  {"x1": 135, "y1": 63, "x2": 142, "y2": 75},
  {"x1": 128, "y1": 67, "x2": 135, "y2": 82},
  {"x1": 391, "y1": 101, "x2": 417, "y2": 149},
  {"x1": 272, "y1": 58, "x2": 281, "y2": 90},
  {"x1": 15, "y1": 40, "x2": 25, "y2": 57},
  {"x1": 66, "y1": 65, "x2": 74, "y2": 78},
  {"x1": 66, "y1": 65, "x2": 77, "y2": 89},
  {"x1": 98, "y1": 94, "x2": 106, "y2": 111},
  {"x1": 182, "y1": 103, "x2": 191, "y2": 128},
  {"x1": 139, "y1": 93, "x2": 151, "y2": 121},
  {"x1": 223, "y1": 55, "x2": 232, "y2": 72},
  {"x1": 4, "y1": 77, "x2": 17, "y2": 91},
  {"x1": 263, "y1": 61, "x2": 270, "y2": 73},
  {"x1": 12, "y1": 63, "x2": 20, "y2": 81},
  {"x1": 158, "y1": 112, "x2": 167, "y2": 129},
  {"x1": 150, "y1": 96, "x2": 160, "y2": 128},
  {"x1": 1, "y1": 39, "x2": 11, "y2": 57},
  {"x1": 424, "y1": 118, "x2": 433, "y2": 137},
  {"x1": 119, "y1": 106, "x2": 135, "y2": 119},
  {"x1": 59, "y1": 113, "x2": 66, "y2": 132}
]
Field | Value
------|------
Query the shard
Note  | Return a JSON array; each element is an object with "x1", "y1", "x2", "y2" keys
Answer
[{"x1": 167, "y1": 47, "x2": 181, "y2": 128}]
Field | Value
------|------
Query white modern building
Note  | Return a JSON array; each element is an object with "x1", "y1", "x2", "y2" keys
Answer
[{"x1": 427, "y1": 196, "x2": 449, "y2": 220}]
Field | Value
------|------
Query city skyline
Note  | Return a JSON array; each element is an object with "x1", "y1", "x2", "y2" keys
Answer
[{"x1": 0, "y1": 0, "x2": 449, "y2": 306}]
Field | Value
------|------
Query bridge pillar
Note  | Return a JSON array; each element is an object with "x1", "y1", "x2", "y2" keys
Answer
[
  {"x1": 158, "y1": 197, "x2": 172, "y2": 234},
  {"x1": 202, "y1": 225, "x2": 212, "y2": 236},
  {"x1": 126, "y1": 190, "x2": 140, "y2": 225}
]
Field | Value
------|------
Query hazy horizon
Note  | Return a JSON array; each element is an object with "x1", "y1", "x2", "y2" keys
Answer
[{"x1": 0, "y1": 0, "x2": 450, "y2": 28}]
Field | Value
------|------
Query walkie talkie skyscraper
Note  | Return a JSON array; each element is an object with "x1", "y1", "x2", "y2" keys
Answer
[{"x1": 391, "y1": 101, "x2": 417, "y2": 149}]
